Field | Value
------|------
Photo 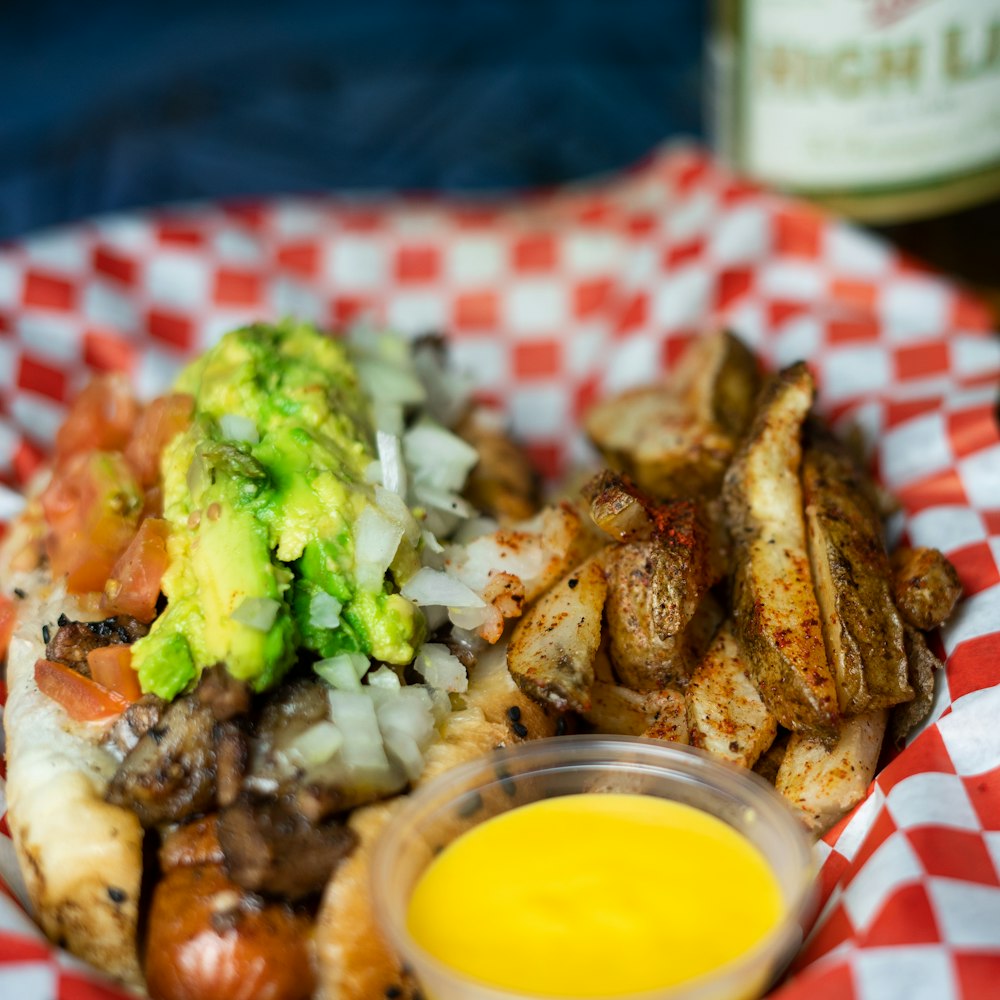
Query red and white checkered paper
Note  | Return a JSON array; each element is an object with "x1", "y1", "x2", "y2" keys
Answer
[{"x1": 0, "y1": 144, "x2": 998, "y2": 999}]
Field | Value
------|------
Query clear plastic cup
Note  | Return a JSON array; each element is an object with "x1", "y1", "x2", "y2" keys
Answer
[{"x1": 371, "y1": 735, "x2": 816, "y2": 1000}]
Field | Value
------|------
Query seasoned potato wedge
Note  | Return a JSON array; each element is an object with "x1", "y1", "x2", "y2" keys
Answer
[
  {"x1": 604, "y1": 500, "x2": 724, "y2": 690},
  {"x1": 723, "y1": 363, "x2": 839, "y2": 739},
  {"x1": 585, "y1": 330, "x2": 761, "y2": 499},
  {"x1": 776, "y1": 709, "x2": 887, "y2": 835},
  {"x1": 686, "y1": 621, "x2": 777, "y2": 769},
  {"x1": 803, "y1": 429, "x2": 912, "y2": 714},
  {"x1": 888, "y1": 625, "x2": 943, "y2": 748},
  {"x1": 507, "y1": 555, "x2": 607, "y2": 712},
  {"x1": 582, "y1": 681, "x2": 686, "y2": 739},
  {"x1": 584, "y1": 470, "x2": 657, "y2": 543},
  {"x1": 753, "y1": 730, "x2": 790, "y2": 786},
  {"x1": 891, "y1": 546, "x2": 962, "y2": 632}
]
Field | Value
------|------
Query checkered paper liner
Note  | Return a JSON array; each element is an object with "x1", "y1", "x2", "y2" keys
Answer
[{"x1": 0, "y1": 144, "x2": 998, "y2": 999}]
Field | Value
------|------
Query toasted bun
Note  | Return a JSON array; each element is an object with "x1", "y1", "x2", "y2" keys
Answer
[
  {"x1": 3, "y1": 577, "x2": 144, "y2": 986},
  {"x1": 316, "y1": 639, "x2": 556, "y2": 999}
]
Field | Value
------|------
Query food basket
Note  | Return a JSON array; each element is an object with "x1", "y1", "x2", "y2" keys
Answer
[{"x1": 0, "y1": 144, "x2": 998, "y2": 998}]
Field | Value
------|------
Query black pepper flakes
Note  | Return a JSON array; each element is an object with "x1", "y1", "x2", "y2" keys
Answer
[
  {"x1": 41, "y1": 624, "x2": 50, "y2": 644},
  {"x1": 506, "y1": 705, "x2": 521, "y2": 723},
  {"x1": 107, "y1": 886, "x2": 127, "y2": 904},
  {"x1": 512, "y1": 720, "x2": 529, "y2": 739},
  {"x1": 567, "y1": 578, "x2": 579, "y2": 589},
  {"x1": 385, "y1": 987, "x2": 403, "y2": 999},
  {"x1": 13, "y1": 587, "x2": 25, "y2": 599}
]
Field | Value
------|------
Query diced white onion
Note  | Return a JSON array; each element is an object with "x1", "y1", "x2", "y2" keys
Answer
[
  {"x1": 231, "y1": 596, "x2": 280, "y2": 631},
  {"x1": 404, "y1": 423, "x2": 479, "y2": 492},
  {"x1": 285, "y1": 721, "x2": 344, "y2": 768},
  {"x1": 308, "y1": 590, "x2": 343, "y2": 629},
  {"x1": 413, "y1": 483, "x2": 475, "y2": 519},
  {"x1": 421, "y1": 605, "x2": 449, "y2": 633},
  {"x1": 421, "y1": 529, "x2": 445, "y2": 555},
  {"x1": 328, "y1": 691, "x2": 390, "y2": 771},
  {"x1": 412, "y1": 342, "x2": 474, "y2": 427},
  {"x1": 219, "y1": 413, "x2": 260, "y2": 444},
  {"x1": 373, "y1": 401, "x2": 404, "y2": 436},
  {"x1": 353, "y1": 505, "x2": 404, "y2": 592},
  {"x1": 400, "y1": 567, "x2": 486, "y2": 609},
  {"x1": 356, "y1": 358, "x2": 427, "y2": 406},
  {"x1": 315, "y1": 652, "x2": 368, "y2": 691},
  {"x1": 375, "y1": 486, "x2": 420, "y2": 545},
  {"x1": 448, "y1": 604, "x2": 492, "y2": 631},
  {"x1": 381, "y1": 727, "x2": 425, "y2": 781},
  {"x1": 367, "y1": 665, "x2": 402, "y2": 691},
  {"x1": 376, "y1": 431, "x2": 407, "y2": 497},
  {"x1": 414, "y1": 643, "x2": 469, "y2": 693},
  {"x1": 364, "y1": 460, "x2": 383, "y2": 485}
]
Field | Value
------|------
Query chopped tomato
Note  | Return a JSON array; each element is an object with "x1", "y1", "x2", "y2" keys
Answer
[
  {"x1": 125, "y1": 393, "x2": 195, "y2": 488},
  {"x1": 54, "y1": 374, "x2": 141, "y2": 466},
  {"x1": 0, "y1": 594, "x2": 17, "y2": 660},
  {"x1": 87, "y1": 645, "x2": 142, "y2": 702},
  {"x1": 40, "y1": 451, "x2": 143, "y2": 594},
  {"x1": 101, "y1": 517, "x2": 170, "y2": 623},
  {"x1": 34, "y1": 658, "x2": 129, "y2": 721}
]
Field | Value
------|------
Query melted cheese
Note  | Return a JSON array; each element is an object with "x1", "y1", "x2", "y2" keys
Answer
[{"x1": 407, "y1": 793, "x2": 784, "y2": 997}]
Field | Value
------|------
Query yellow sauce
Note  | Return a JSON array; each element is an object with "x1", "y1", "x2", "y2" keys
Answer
[{"x1": 406, "y1": 793, "x2": 784, "y2": 997}]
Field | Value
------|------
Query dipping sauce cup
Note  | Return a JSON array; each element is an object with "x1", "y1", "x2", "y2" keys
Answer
[{"x1": 371, "y1": 735, "x2": 817, "y2": 1000}]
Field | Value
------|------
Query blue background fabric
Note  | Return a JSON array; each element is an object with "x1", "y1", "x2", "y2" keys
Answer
[{"x1": 0, "y1": 1, "x2": 707, "y2": 240}]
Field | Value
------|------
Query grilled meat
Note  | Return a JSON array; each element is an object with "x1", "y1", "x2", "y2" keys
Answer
[
  {"x1": 217, "y1": 797, "x2": 357, "y2": 900},
  {"x1": 45, "y1": 614, "x2": 149, "y2": 677}
]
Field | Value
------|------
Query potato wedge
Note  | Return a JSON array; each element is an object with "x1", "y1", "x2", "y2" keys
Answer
[
  {"x1": 582, "y1": 681, "x2": 686, "y2": 739},
  {"x1": 642, "y1": 696, "x2": 690, "y2": 745},
  {"x1": 507, "y1": 555, "x2": 607, "y2": 712},
  {"x1": 891, "y1": 546, "x2": 962, "y2": 632},
  {"x1": 776, "y1": 709, "x2": 887, "y2": 835},
  {"x1": 888, "y1": 625, "x2": 943, "y2": 748},
  {"x1": 803, "y1": 429, "x2": 911, "y2": 714},
  {"x1": 584, "y1": 469, "x2": 657, "y2": 543},
  {"x1": 753, "y1": 730, "x2": 789, "y2": 785},
  {"x1": 584, "y1": 330, "x2": 761, "y2": 499},
  {"x1": 686, "y1": 621, "x2": 777, "y2": 768},
  {"x1": 604, "y1": 500, "x2": 724, "y2": 690},
  {"x1": 722, "y1": 363, "x2": 839, "y2": 739}
]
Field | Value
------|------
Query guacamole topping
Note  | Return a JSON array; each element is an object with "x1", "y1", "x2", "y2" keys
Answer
[{"x1": 131, "y1": 321, "x2": 424, "y2": 699}]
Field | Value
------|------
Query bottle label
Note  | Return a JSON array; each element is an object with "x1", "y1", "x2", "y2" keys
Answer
[{"x1": 742, "y1": 0, "x2": 1000, "y2": 190}]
